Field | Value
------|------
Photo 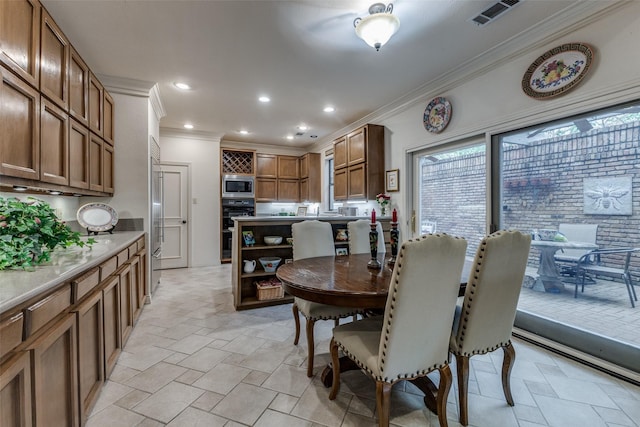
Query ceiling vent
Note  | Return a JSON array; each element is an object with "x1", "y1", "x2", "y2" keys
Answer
[{"x1": 469, "y1": 0, "x2": 523, "y2": 26}]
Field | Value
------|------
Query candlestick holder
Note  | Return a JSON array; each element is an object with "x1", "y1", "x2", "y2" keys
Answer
[
  {"x1": 367, "y1": 222, "x2": 382, "y2": 269},
  {"x1": 387, "y1": 221, "x2": 399, "y2": 266}
]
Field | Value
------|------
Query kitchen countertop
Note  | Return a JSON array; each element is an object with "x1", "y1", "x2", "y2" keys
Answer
[
  {"x1": 0, "y1": 231, "x2": 144, "y2": 314},
  {"x1": 231, "y1": 215, "x2": 391, "y2": 222}
]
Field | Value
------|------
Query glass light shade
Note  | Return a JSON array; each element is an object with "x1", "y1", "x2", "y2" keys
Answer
[{"x1": 355, "y1": 13, "x2": 400, "y2": 50}]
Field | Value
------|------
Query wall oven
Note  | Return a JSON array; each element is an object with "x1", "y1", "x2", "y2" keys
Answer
[
  {"x1": 222, "y1": 175, "x2": 255, "y2": 198},
  {"x1": 221, "y1": 198, "x2": 255, "y2": 260}
]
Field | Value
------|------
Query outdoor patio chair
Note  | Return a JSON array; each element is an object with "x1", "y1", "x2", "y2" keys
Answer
[
  {"x1": 555, "y1": 224, "x2": 598, "y2": 280},
  {"x1": 575, "y1": 247, "x2": 639, "y2": 308},
  {"x1": 422, "y1": 220, "x2": 437, "y2": 234}
]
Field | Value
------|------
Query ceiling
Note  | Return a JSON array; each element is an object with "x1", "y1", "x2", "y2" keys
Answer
[{"x1": 41, "y1": 0, "x2": 594, "y2": 148}]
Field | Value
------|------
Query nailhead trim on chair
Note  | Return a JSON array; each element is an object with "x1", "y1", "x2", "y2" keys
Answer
[
  {"x1": 305, "y1": 310, "x2": 364, "y2": 321},
  {"x1": 452, "y1": 230, "x2": 517, "y2": 357}
]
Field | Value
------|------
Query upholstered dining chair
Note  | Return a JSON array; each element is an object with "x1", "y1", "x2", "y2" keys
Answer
[
  {"x1": 347, "y1": 219, "x2": 385, "y2": 255},
  {"x1": 449, "y1": 230, "x2": 532, "y2": 426},
  {"x1": 329, "y1": 233, "x2": 468, "y2": 427},
  {"x1": 291, "y1": 220, "x2": 364, "y2": 377}
]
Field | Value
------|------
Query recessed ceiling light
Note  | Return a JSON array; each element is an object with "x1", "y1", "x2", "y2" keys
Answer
[
  {"x1": 240, "y1": 130, "x2": 249, "y2": 135},
  {"x1": 184, "y1": 123, "x2": 194, "y2": 129},
  {"x1": 323, "y1": 106, "x2": 335, "y2": 113},
  {"x1": 286, "y1": 135, "x2": 294, "y2": 140},
  {"x1": 298, "y1": 125, "x2": 308, "y2": 131},
  {"x1": 258, "y1": 96, "x2": 271, "y2": 103},
  {"x1": 174, "y1": 82, "x2": 191, "y2": 90}
]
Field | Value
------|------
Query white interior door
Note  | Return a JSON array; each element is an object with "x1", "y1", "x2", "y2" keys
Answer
[{"x1": 160, "y1": 163, "x2": 189, "y2": 269}]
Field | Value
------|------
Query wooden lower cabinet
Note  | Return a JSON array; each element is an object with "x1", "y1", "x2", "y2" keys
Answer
[
  {"x1": 0, "y1": 351, "x2": 32, "y2": 427},
  {"x1": 28, "y1": 313, "x2": 79, "y2": 427},
  {"x1": 129, "y1": 256, "x2": 142, "y2": 322},
  {"x1": 102, "y1": 275, "x2": 121, "y2": 379},
  {"x1": 74, "y1": 291, "x2": 104, "y2": 424},
  {"x1": 133, "y1": 252, "x2": 146, "y2": 322},
  {"x1": 118, "y1": 264, "x2": 133, "y2": 346}
]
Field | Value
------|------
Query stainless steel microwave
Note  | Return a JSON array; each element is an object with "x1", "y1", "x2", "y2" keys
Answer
[{"x1": 222, "y1": 175, "x2": 255, "y2": 198}]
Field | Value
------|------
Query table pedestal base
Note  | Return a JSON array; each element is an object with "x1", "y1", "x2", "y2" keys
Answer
[{"x1": 320, "y1": 357, "x2": 440, "y2": 415}]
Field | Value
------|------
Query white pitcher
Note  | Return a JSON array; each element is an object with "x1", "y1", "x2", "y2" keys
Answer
[{"x1": 243, "y1": 259, "x2": 256, "y2": 273}]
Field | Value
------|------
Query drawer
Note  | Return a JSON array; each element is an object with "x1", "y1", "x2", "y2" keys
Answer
[
  {"x1": 25, "y1": 285, "x2": 71, "y2": 338},
  {"x1": 117, "y1": 249, "x2": 129, "y2": 267},
  {"x1": 136, "y1": 236, "x2": 145, "y2": 251},
  {"x1": 100, "y1": 256, "x2": 117, "y2": 280},
  {"x1": 128, "y1": 243, "x2": 138, "y2": 257},
  {"x1": 72, "y1": 267, "x2": 100, "y2": 302},
  {"x1": 0, "y1": 312, "x2": 24, "y2": 359}
]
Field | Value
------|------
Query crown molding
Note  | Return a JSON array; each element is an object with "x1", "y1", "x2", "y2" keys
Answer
[
  {"x1": 221, "y1": 139, "x2": 307, "y2": 156},
  {"x1": 160, "y1": 127, "x2": 223, "y2": 142},
  {"x1": 149, "y1": 84, "x2": 166, "y2": 121},
  {"x1": 98, "y1": 74, "x2": 156, "y2": 97},
  {"x1": 318, "y1": 0, "x2": 629, "y2": 146}
]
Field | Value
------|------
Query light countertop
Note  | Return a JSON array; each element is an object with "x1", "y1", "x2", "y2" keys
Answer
[
  {"x1": 0, "y1": 231, "x2": 144, "y2": 314},
  {"x1": 231, "y1": 215, "x2": 391, "y2": 222}
]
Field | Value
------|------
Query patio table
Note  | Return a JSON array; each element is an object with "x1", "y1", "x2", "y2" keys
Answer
[{"x1": 531, "y1": 240, "x2": 598, "y2": 293}]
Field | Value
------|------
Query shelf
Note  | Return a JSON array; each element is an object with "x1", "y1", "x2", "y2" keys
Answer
[
  {"x1": 236, "y1": 295, "x2": 294, "y2": 310},
  {"x1": 242, "y1": 244, "x2": 292, "y2": 250},
  {"x1": 241, "y1": 271, "x2": 278, "y2": 279}
]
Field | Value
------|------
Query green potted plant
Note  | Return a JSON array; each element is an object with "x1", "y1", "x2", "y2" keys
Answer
[{"x1": 0, "y1": 196, "x2": 95, "y2": 270}]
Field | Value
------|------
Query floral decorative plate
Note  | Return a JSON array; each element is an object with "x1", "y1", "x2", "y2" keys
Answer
[
  {"x1": 77, "y1": 203, "x2": 118, "y2": 232},
  {"x1": 522, "y1": 43, "x2": 594, "y2": 99},
  {"x1": 423, "y1": 97, "x2": 452, "y2": 133}
]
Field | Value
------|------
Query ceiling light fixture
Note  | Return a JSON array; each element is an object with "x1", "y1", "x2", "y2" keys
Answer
[
  {"x1": 258, "y1": 96, "x2": 270, "y2": 103},
  {"x1": 174, "y1": 82, "x2": 191, "y2": 90},
  {"x1": 240, "y1": 130, "x2": 249, "y2": 135},
  {"x1": 323, "y1": 106, "x2": 335, "y2": 113},
  {"x1": 286, "y1": 135, "x2": 294, "y2": 140},
  {"x1": 298, "y1": 125, "x2": 308, "y2": 131},
  {"x1": 184, "y1": 123, "x2": 194, "y2": 129},
  {"x1": 354, "y1": 3, "x2": 400, "y2": 51}
]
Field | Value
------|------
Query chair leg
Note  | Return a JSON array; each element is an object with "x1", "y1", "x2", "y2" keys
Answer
[
  {"x1": 306, "y1": 317, "x2": 316, "y2": 377},
  {"x1": 623, "y1": 273, "x2": 636, "y2": 308},
  {"x1": 455, "y1": 354, "x2": 470, "y2": 426},
  {"x1": 437, "y1": 365, "x2": 452, "y2": 427},
  {"x1": 292, "y1": 303, "x2": 300, "y2": 345},
  {"x1": 375, "y1": 381, "x2": 393, "y2": 427},
  {"x1": 501, "y1": 343, "x2": 516, "y2": 406},
  {"x1": 329, "y1": 338, "x2": 341, "y2": 400}
]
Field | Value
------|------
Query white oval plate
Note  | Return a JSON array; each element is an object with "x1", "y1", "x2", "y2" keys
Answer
[{"x1": 77, "y1": 203, "x2": 118, "y2": 232}]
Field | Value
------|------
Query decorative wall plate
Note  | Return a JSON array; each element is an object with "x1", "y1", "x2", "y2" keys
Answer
[
  {"x1": 77, "y1": 203, "x2": 118, "y2": 232},
  {"x1": 423, "y1": 96, "x2": 452, "y2": 133},
  {"x1": 522, "y1": 43, "x2": 594, "y2": 99}
]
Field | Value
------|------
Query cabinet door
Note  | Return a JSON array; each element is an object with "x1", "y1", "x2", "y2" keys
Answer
[
  {"x1": 0, "y1": 312, "x2": 24, "y2": 360},
  {"x1": 347, "y1": 163, "x2": 367, "y2": 200},
  {"x1": 1, "y1": 66, "x2": 40, "y2": 180},
  {"x1": 0, "y1": 351, "x2": 32, "y2": 427},
  {"x1": 129, "y1": 256, "x2": 142, "y2": 322},
  {"x1": 88, "y1": 132, "x2": 103, "y2": 192},
  {"x1": 334, "y1": 168, "x2": 347, "y2": 201},
  {"x1": 135, "y1": 251, "x2": 147, "y2": 317},
  {"x1": 119, "y1": 264, "x2": 133, "y2": 346},
  {"x1": 29, "y1": 313, "x2": 79, "y2": 427},
  {"x1": 256, "y1": 153, "x2": 277, "y2": 178},
  {"x1": 300, "y1": 178, "x2": 309, "y2": 202},
  {"x1": 74, "y1": 291, "x2": 103, "y2": 425},
  {"x1": 103, "y1": 142, "x2": 114, "y2": 194},
  {"x1": 256, "y1": 178, "x2": 277, "y2": 201},
  {"x1": 347, "y1": 126, "x2": 366, "y2": 166},
  {"x1": 0, "y1": 0, "x2": 40, "y2": 88},
  {"x1": 40, "y1": 8, "x2": 69, "y2": 110},
  {"x1": 68, "y1": 118, "x2": 89, "y2": 189},
  {"x1": 277, "y1": 155, "x2": 299, "y2": 179},
  {"x1": 68, "y1": 46, "x2": 88, "y2": 126},
  {"x1": 300, "y1": 154, "x2": 309, "y2": 179},
  {"x1": 40, "y1": 97, "x2": 69, "y2": 186},
  {"x1": 103, "y1": 91, "x2": 114, "y2": 145},
  {"x1": 101, "y1": 276, "x2": 121, "y2": 379},
  {"x1": 278, "y1": 179, "x2": 299, "y2": 202},
  {"x1": 88, "y1": 72, "x2": 103, "y2": 137},
  {"x1": 333, "y1": 136, "x2": 347, "y2": 169}
]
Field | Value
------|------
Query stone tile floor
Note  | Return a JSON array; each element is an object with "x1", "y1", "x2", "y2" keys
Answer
[{"x1": 86, "y1": 265, "x2": 640, "y2": 427}]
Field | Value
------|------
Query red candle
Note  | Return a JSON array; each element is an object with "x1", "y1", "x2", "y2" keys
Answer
[
  {"x1": 392, "y1": 208, "x2": 397, "y2": 222},
  {"x1": 371, "y1": 208, "x2": 376, "y2": 223}
]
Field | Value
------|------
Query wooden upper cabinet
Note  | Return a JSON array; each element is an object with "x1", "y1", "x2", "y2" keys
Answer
[
  {"x1": 277, "y1": 155, "x2": 299, "y2": 179},
  {"x1": 103, "y1": 142, "x2": 114, "y2": 194},
  {"x1": 277, "y1": 179, "x2": 299, "y2": 202},
  {"x1": 299, "y1": 153, "x2": 321, "y2": 202},
  {"x1": 1, "y1": 66, "x2": 41, "y2": 180},
  {"x1": 89, "y1": 132, "x2": 103, "y2": 192},
  {"x1": 69, "y1": 118, "x2": 89, "y2": 189},
  {"x1": 347, "y1": 163, "x2": 367, "y2": 200},
  {"x1": 334, "y1": 168, "x2": 347, "y2": 201},
  {"x1": 88, "y1": 72, "x2": 103, "y2": 137},
  {"x1": 333, "y1": 136, "x2": 347, "y2": 169},
  {"x1": 255, "y1": 178, "x2": 277, "y2": 202},
  {"x1": 103, "y1": 91, "x2": 114, "y2": 145},
  {"x1": 40, "y1": 97, "x2": 69, "y2": 185},
  {"x1": 256, "y1": 153, "x2": 277, "y2": 178},
  {"x1": 0, "y1": 0, "x2": 41, "y2": 88},
  {"x1": 347, "y1": 127, "x2": 366, "y2": 166},
  {"x1": 68, "y1": 46, "x2": 88, "y2": 126},
  {"x1": 40, "y1": 8, "x2": 69, "y2": 110},
  {"x1": 300, "y1": 154, "x2": 309, "y2": 179}
]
